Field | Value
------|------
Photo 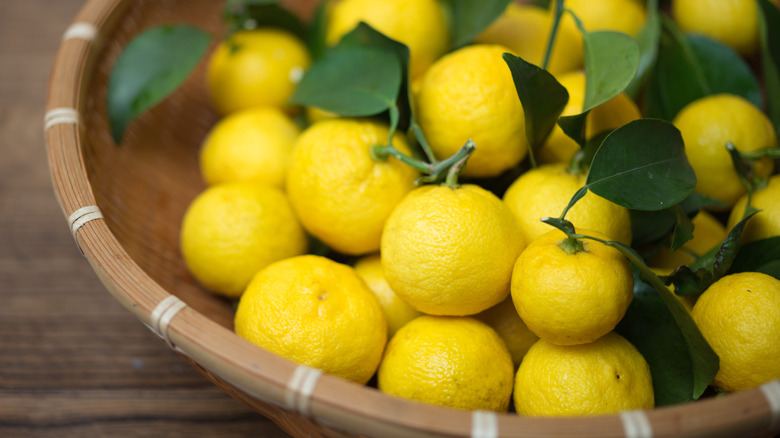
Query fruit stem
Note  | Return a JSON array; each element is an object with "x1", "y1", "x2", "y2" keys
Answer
[
  {"x1": 410, "y1": 121, "x2": 439, "y2": 164},
  {"x1": 543, "y1": 0, "x2": 566, "y2": 71},
  {"x1": 558, "y1": 235, "x2": 584, "y2": 254},
  {"x1": 725, "y1": 141, "x2": 769, "y2": 193},
  {"x1": 443, "y1": 140, "x2": 476, "y2": 188},
  {"x1": 370, "y1": 144, "x2": 432, "y2": 174}
]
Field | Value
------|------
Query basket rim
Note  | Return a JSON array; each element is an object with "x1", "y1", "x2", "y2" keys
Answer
[{"x1": 44, "y1": 0, "x2": 780, "y2": 437}]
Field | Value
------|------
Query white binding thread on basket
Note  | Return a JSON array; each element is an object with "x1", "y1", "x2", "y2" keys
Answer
[
  {"x1": 149, "y1": 295, "x2": 187, "y2": 348},
  {"x1": 471, "y1": 410, "x2": 498, "y2": 438},
  {"x1": 68, "y1": 205, "x2": 103, "y2": 238},
  {"x1": 285, "y1": 365, "x2": 322, "y2": 416},
  {"x1": 760, "y1": 379, "x2": 780, "y2": 430},
  {"x1": 44, "y1": 108, "x2": 80, "y2": 132},
  {"x1": 620, "y1": 410, "x2": 653, "y2": 438},
  {"x1": 62, "y1": 22, "x2": 98, "y2": 42}
]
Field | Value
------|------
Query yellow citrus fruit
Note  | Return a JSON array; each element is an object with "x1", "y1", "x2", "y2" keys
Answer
[
  {"x1": 180, "y1": 182, "x2": 307, "y2": 298},
  {"x1": 691, "y1": 272, "x2": 780, "y2": 392},
  {"x1": 673, "y1": 94, "x2": 776, "y2": 208},
  {"x1": 199, "y1": 107, "x2": 300, "y2": 189},
  {"x1": 475, "y1": 3, "x2": 583, "y2": 76},
  {"x1": 353, "y1": 253, "x2": 422, "y2": 338},
  {"x1": 538, "y1": 70, "x2": 643, "y2": 164},
  {"x1": 511, "y1": 229, "x2": 634, "y2": 346},
  {"x1": 377, "y1": 315, "x2": 514, "y2": 411},
  {"x1": 651, "y1": 210, "x2": 728, "y2": 269},
  {"x1": 672, "y1": 0, "x2": 760, "y2": 56},
  {"x1": 235, "y1": 255, "x2": 386, "y2": 384},
  {"x1": 325, "y1": 0, "x2": 449, "y2": 79},
  {"x1": 207, "y1": 29, "x2": 310, "y2": 115},
  {"x1": 563, "y1": 0, "x2": 647, "y2": 37},
  {"x1": 475, "y1": 296, "x2": 539, "y2": 368},
  {"x1": 381, "y1": 184, "x2": 525, "y2": 316},
  {"x1": 416, "y1": 44, "x2": 529, "y2": 178},
  {"x1": 286, "y1": 119, "x2": 418, "y2": 255},
  {"x1": 503, "y1": 162, "x2": 633, "y2": 246},
  {"x1": 514, "y1": 332, "x2": 655, "y2": 416},
  {"x1": 728, "y1": 174, "x2": 780, "y2": 244}
]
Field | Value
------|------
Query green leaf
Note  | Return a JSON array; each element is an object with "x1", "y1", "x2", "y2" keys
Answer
[
  {"x1": 557, "y1": 112, "x2": 589, "y2": 148},
  {"x1": 645, "y1": 18, "x2": 761, "y2": 120},
  {"x1": 687, "y1": 35, "x2": 762, "y2": 105},
  {"x1": 616, "y1": 271, "x2": 697, "y2": 406},
  {"x1": 223, "y1": 0, "x2": 306, "y2": 38},
  {"x1": 672, "y1": 209, "x2": 759, "y2": 295},
  {"x1": 625, "y1": 0, "x2": 660, "y2": 98},
  {"x1": 758, "y1": 0, "x2": 780, "y2": 137},
  {"x1": 502, "y1": 53, "x2": 569, "y2": 150},
  {"x1": 290, "y1": 23, "x2": 403, "y2": 118},
  {"x1": 630, "y1": 194, "x2": 727, "y2": 247},
  {"x1": 339, "y1": 21, "x2": 413, "y2": 129},
  {"x1": 586, "y1": 119, "x2": 696, "y2": 211},
  {"x1": 442, "y1": 0, "x2": 512, "y2": 49},
  {"x1": 581, "y1": 31, "x2": 640, "y2": 111},
  {"x1": 729, "y1": 236, "x2": 780, "y2": 279},
  {"x1": 307, "y1": 1, "x2": 330, "y2": 60},
  {"x1": 107, "y1": 25, "x2": 211, "y2": 144},
  {"x1": 556, "y1": 26, "x2": 639, "y2": 148},
  {"x1": 670, "y1": 204, "x2": 694, "y2": 252}
]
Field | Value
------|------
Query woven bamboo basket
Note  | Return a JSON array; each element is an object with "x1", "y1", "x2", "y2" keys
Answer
[{"x1": 46, "y1": 0, "x2": 780, "y2": 436}]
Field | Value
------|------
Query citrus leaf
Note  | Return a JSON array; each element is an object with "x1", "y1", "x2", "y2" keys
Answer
[
  {"x1": 758, "y1": 0, "x2": 780, "y2": 136},
  {"x1": 599, "y1": 241, "x2": 718, "y2": 402},
  {"x1": 616, "y1": 271, "x2": 697, "y2": 406},
  {"x1": 586, "y1": 119, "x2": 696, "y2": 211},
  {"x1": 442, "y1": 0, "x2": 512, "y2": 49},
  {"x1": 581, "y1": 31, "x2": 640, "y2": 111},
  {"x1": 556, "y1": 27, "x2": 639, "y2": 147},
  {"x1": 291, "y1": 46, "x2": 400, "y2": 116},
  {"x1": 338, "y1": 22, "x2": 413, "y2": 130},
  {"x1": 729, "y1": 236, "x2": 780, "y2": 279},
  {"x1": 223, "y1": 0, "x2": 306, "y2": 37},
  {"x1": 107, "y1": 25, "x2": 211, "y2": 144},
  {"x1": 503, "y1": 53, "x2": 569, "y2": 150},
  {"x1": 630, "y1": 194, "x2": 727, "y2": 247},
  {"x1": 307, "y1": 1, "x2": 329, "y2": 60},
  {"x1": 625, "y1": 0, "x2": 660, "y2": 98},
  {"x1": 290, "y1": 23, "x2": 403, "y2": 118},
  {"x1": 687, "y1": 35, "x2": 761, "y2": 105},
  {"x1": 645, "y1": 17, "x2": 761, "y2": 120},
  {"x1": 670, "y1": 204, "x2": 694, "y2": 252},
  {"x1": 672, "y1": 209, "x2": 760, "y2": 296},
  {"x1": 557, "y1": 112, "x2": 589, "y2": 148}
]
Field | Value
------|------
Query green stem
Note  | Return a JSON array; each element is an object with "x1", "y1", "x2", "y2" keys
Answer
[
  {"x1": 733, "y1": 145, "x2": 780, "y2": 160},
  {"x1": 443, "y1": 140, "x2": 476, "y2": 188},
  {"x1": 386, "y1": 104, "x2": 401, "y2": 148},
  {"x1": 543, "y1": 0, "x2": 565, "y2": 71},
  {"x1": 410, "y1": 121, "x2": 438, "y2": 164},
  {"x1": 559, "y1": 235, "x2": 584, "y2": 254},
  {"x1": 370, "y1": 144, "x2": 432, "y2": 174},
  {"x1": 558, "y1": 186, "x2": 589, "y2": 221}
]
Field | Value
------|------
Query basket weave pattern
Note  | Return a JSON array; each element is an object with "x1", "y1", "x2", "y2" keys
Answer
[{"x1": 46, "y1": 0, "x2": 780, "y2": 436}]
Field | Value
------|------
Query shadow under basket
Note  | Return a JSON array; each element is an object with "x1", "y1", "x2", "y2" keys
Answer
[{"x1": 45, "y1": 0, "x2": 780, "y2": 436}]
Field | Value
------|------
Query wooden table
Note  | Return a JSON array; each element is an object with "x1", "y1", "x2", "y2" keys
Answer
[{"x1": 0, "y1": 1, "x2": 290, "y2": 436}]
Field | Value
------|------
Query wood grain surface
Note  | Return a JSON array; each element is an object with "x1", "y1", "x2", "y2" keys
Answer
[{"x1": 0, "y1": 1, "x2": 291, "y2": 436}]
